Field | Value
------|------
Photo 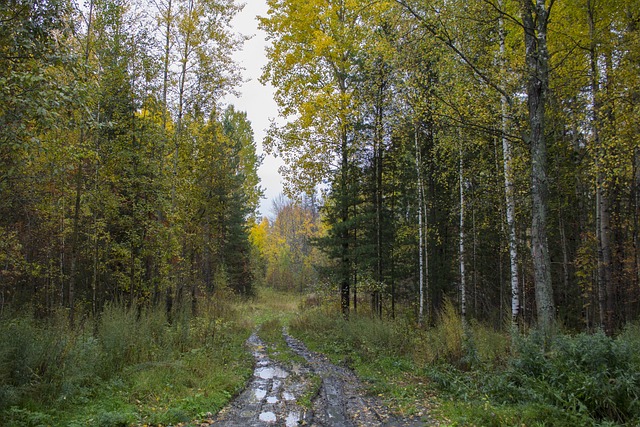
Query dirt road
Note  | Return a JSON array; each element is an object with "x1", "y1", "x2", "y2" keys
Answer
[{"x1": 209, "y1": 329, "x2": 425, "y2": 427}]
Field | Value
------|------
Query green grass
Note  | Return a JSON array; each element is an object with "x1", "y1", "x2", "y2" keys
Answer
[
  {"x1": 0, "y1": 287, "x2": 310, "y2": 427},
  {"x1": 0, "y1": 294, "x2": 254, "y2": 427},
  {"x1": 289, "y1": 303, "x2": 640, "y2": 426},
  {"x1": 7, "y1": 288, "x2": 638, "y2": 426}
]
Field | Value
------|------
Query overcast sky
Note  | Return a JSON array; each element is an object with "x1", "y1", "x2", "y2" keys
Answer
[{"x1": 225, "y1": 0, "x2": 284, "y2": 218}]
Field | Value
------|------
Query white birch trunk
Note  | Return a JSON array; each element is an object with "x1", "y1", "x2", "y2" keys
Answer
[
  {"x1": 459, "y1": 146, "x2": 466, "y2": 319},
  {"x1": 416, "y1": 125, "x2": 425, "y2": 326},
  {"x1": 499, "y1": 10, "x2": 520, "y2": 324}
]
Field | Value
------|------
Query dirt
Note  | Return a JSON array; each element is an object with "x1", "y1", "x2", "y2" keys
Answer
[{"x1": 207, "y1": 329, "x2": 428, "y2": 427}]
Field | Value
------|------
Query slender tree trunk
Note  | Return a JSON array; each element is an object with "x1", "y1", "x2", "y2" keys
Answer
[
  {"x1": 340, "y1": 126, "x2": 350, "y2": 318},
  {"x1": 560, "y1": 217, "x2": 570, "y2": 304},
  {"x1": 472, "y1": 191, "x2": 477, "y2": 317},
  {"x1": 69, "y1": 165, "x2": 81, "y2": 327},
  {"x1": 499, "y1": 10, "x2": 520, "y2": 324},
  {"x1": 374, "y1": 87, "x2": 384, "y2": 319},
  {"x1": 588, "y1": 0, "x2": 614, "y2": 334},
  {"x1": 423, "y1": 167, "x2": 430, "y2": 324},
  {"x1": 156, "y1": 0, "x2": 172, "y2": 307},
  {"x1": 69, "y1": 0, "x2": 96, "y2": 327},
  {"x1": 459, "y1": 145, "x2": 466, "y2": 320},
  {"x1": 521, "y1": 0, "x2": 555, "y2": 335},
  {"x1": 416, "y1": 124, "x2": 425, "y2": 326},
  {"x1": 633, "y1": 147, "x2": 640, "y2": 315}
]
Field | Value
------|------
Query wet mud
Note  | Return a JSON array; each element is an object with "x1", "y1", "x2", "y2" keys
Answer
[
  {"x1": 209, "y1": 329, "x2": 427, "y2": 426},
  {"x1": 209, "y1": 333, "x2": 311, "y2": 427}
]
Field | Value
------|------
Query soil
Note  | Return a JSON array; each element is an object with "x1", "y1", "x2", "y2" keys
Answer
[{"x1": 206, "y1": 329, "x2": 428, "y2": 427}]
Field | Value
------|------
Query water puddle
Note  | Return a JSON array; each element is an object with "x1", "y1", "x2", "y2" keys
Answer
[
  {"x1": 254, "y1": 388, "x2": 267, "y2": 400},
  {"x1": 285, "y1": 411, "x2": 301, "y2": 427},
  {"x1": 283, "y1": 391, "x2": 295, "y2": 401},
  {"x1": 266, "y1": 395, "x2": 278, "y2": 403},
  {"x1": 259, "y1": 411, "x2": 277, "y2": 423},
  {"x1": 255, "y1": 366, "x2": 289, "y2": 380}
]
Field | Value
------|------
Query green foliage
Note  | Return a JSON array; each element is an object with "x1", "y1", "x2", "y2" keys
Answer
[
  {"x1": 0, "y1": 298, "x2": 253, "y2": 425},
  {"x1": 502, "y1": 331, "x2": 640, "y2": 423},
  {"x1": 290, "y1": 302, "x2": 640, "y2": 425}
]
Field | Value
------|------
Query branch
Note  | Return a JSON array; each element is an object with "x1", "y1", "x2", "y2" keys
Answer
[{"x1": 394, "y1": 0, "x2": 515, "y2": 107}]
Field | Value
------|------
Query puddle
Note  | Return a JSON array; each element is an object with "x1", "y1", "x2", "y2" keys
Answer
[
  {"x1": 283, "y1": 391, "x2": 295, "y2": 401},
  {"x1": 254, "y1": 388, "x2": 267, "y2": 400},
  {"x1": 266, "y1": 395, "x2": 278, "y2": 403},
  {"x1": 259, "y1": 411, "x2": 277, "y2": 423},
  {"x1": 255, "y1": 366, "x2": 289, "y2": 380},
  {"x1": 285, "y1": 411, "x2": 301, "y2": 427}
]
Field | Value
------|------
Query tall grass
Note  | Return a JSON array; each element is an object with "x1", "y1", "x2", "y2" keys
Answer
[
  {"x1": 0, "y1": 294, "x2": 253, "y2": 426},
  {"x1": 290, "y1": 301, "x2": 640, "y2": 425}
]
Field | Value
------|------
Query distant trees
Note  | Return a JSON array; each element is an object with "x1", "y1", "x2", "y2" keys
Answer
[
  {"x1": 0, "y1": 0, "x2": 261, "y2": 319},
  {"x1": 251, "y1": 195, "x2": 322, "y2": 292}
]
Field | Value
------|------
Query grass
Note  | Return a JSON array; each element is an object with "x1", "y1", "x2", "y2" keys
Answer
[
  {"x1": 6, "y1": 287, "x2": 638, "y2": 426},
  {"x1": 0, "y1": 286, "x2": 308, "y2": 427},
  {"x1": 289, "y1": 300, "x2": 640, "y2": 426},
  {"x1": 0, "y1": 292, "x2": 254, "y2": 427}
]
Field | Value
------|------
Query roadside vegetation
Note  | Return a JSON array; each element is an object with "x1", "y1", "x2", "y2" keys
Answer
[
  {"x1": 0, "y1": 287, "x2": 306, "y2": 427},
  {"x1": 291, "y1": 300, "x2": 640, "y2": 426},
  {"x1": 3, "y1": 286, "x2": 640, "y2": 426},
  {"x1": 0, "y1": 290, "x2": 253, "y2": 427}
]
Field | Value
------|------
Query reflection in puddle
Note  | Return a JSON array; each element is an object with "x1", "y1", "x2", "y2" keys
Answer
[
  {"x1": 254, "y1": 388, "x2": 267, "y2": 400},
  {"x1": 259, "y1": 411, "x2": 277, "y2": 423},
  {"x1": 283, "y1": 391, "x2": 295, "y2": 401},
  {"x1": 266, "y1": 395, "x2": 278, "y2": 403},
  {"x1": 256, "y1": 366, "x2": 289, "y2": 380},
  {"x1": 285, "y1": 411, "x2": 301, "y2": 427}
]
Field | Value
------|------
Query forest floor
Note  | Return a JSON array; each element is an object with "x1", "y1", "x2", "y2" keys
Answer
[{"x1": 206, "y1": 327, "x2": 427, "y2": 427}]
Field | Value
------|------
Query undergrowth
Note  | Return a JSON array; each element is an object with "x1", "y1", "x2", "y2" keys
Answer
[
  {"x1": 290, "y1": 300, "x2": 640, "y2": 426},
  {"x1": 0, "y1": 291, "x2": 253, "y2": 426}
]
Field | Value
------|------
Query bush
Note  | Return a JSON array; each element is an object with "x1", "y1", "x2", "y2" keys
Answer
[
  {"x1": 502, "y1": 330, "x2": 640, "y2": 424},
  {"x1": 0, "y1": 316, "x2": 71, "y2": 407}
]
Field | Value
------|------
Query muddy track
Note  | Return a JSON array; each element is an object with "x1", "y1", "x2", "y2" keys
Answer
[{"x1": 209, "y1": 329, "x2": 426, "y2": 426}]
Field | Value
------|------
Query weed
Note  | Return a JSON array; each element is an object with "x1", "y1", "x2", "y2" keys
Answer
[
  {"x1": 297, "y1": 373, "x2": 321, "y2": 409},
  {"x1": 0, "y1": 297, "x2": 253, "y2": 426}
]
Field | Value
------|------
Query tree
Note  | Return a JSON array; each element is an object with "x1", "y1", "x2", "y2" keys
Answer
[
  {"x1": 261, "y1": 0, "x2": 369, "y2": 316},
  {"x1": 520, "y1": 0, "x2": 556, "y2": 335}
]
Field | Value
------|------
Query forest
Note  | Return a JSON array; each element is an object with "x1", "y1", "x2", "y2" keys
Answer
[
  {"x1": 1, "y1": 0, "x2": 640, "y2": 426},
  {"x1": 260, "y1": 0, "x2": 640, "y2": 335}
]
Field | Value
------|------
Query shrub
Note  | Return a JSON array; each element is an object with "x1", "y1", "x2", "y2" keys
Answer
[
  {"x1": 504, "y1": 330, "x2": 640, "y2": 424},
  {"x1": 0, "y1": 316, "x2": 70, "y2": 408}
]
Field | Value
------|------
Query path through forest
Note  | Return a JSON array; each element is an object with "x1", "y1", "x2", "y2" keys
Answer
[{"x1": 208, "y1": 328, "x2": 425, "y2": 426}]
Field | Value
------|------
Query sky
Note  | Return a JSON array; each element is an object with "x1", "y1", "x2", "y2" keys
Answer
[{"x1": 224, "y1": 0, "x2": 284, "y2": 218}]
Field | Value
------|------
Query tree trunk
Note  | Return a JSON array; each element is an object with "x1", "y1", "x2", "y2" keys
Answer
[
  {"x1": 521, "y1": 0, "x2": 555, "y2": 335},
  {"x1": 340, "y1": 126, "x2": 350, "y2": 318},
  {"x1": 374, "y1": 85, "x2": 384, "y2": 319},
  {"x1": 499, "y1": 10, "x2": 520, "y2": 324},
  {"x1": 634, "y1": 147, "x2": 640, "y2": 315},
  {"x1": 459, "y1": 145, "x2": 466, "y2": 320},
  {"x1": 415, "y1": 124, "x2": 425, "y2": 326},
  {"x1": 588, "y1": 0, "x2": 614, "y2": 334}
]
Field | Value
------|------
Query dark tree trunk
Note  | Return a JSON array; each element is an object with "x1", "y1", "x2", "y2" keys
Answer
[{"x1": 521, "y1": 0, "x2": 555, "y2": 335}]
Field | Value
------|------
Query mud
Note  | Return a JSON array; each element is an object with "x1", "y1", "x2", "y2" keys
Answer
[
  {"x1": 208, "y1": 329, "x2": 427, "y2": 426},
  {"x1": 209, "y1": 333, "x2": 311, "y2": 427}
]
